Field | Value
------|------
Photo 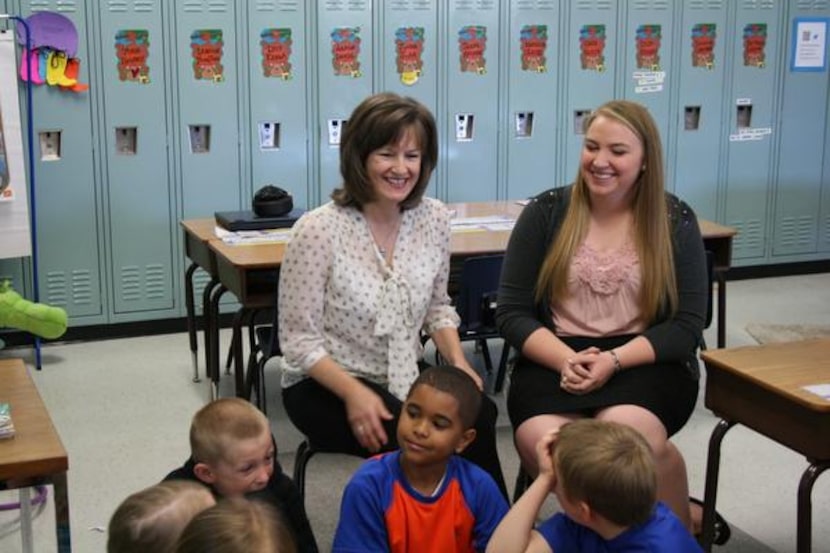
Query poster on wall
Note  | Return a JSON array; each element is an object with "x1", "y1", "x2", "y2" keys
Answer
[
  {"x1": 791, "y1": 17, "x2": 828, "y2": 72},
  {"x1": 0, "y1": 31, "x2": 31, "y2": 259}
]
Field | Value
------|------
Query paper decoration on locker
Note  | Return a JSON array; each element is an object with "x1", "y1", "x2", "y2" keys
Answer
[
  {"x1": 261, "y1": 28, "x2": 293, "y2": 80},
  {"x1": 395, "y1": 27, "x2": 424, "y2": 86},
  {"x1": 191, "y1": 29, "x2": 224, "y2": 82},
  {"x1": 331, "y1": 27, "x2": 362, "y2": 77},
  {"x1": 692, "y1": 23, "x2": 717, "y2": 69},
  {"x1": 579, "y1": 24, "x2": 606, "y2": 72},
  {"x1": 16, "y1": 11, "x2": 89, "y2": 92},
  {"x1": 115, "y1": 29, "x2": 150, "y2": 84},
  {"x1": 458, "y1": 25, "x2": 487, "y2": 75},
  {"x1": 520, "y1": 25, "x2": 548, "y2": 73}
]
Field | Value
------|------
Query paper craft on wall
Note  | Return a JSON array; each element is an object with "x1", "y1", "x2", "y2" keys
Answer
[{"x1": 15, "y1": 11, "x2": 89, "y2": 92}]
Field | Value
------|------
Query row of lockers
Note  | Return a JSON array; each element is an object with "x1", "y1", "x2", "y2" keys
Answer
[{"x1": 1, "y1": 0, "x2": 830, "y2": 326}]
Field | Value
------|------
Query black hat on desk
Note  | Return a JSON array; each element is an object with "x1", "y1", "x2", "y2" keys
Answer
[{"x1": 253, "y1": 185, "x2": 293, "y2": 217}]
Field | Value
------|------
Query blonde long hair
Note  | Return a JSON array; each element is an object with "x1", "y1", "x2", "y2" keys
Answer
[{"x1": 535, "y1": 100, "x2": 677, "y2": 323}]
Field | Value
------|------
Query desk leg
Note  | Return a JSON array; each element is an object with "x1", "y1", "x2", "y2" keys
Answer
[
  {"x1": 185, "y1": 262, "x2": 200, "y2": 382},
  {"x1": 701, "y1": 419, "x2": 735, "y2": 552},
  {"x1": 19, "y1": 488, "x2": 32, "y2": 553},
  {"x1": 53, "y1": 472, "x2": 71, "y2": 553},
  {"x1": 797, "y1": 461, "x2": 830, "y2": 553},
  {"x1": 716, "y1": 272, "x2": 727, "y2": 349},
  {"x1": 201, "y1": 277, "x2": 219, "y2": 387},
  {"x1": 208, "y1": 284, "x2": 227, "y2": 401},
  {"x1": 231, "y1": 308, "x2": 248, "y2": 398}
]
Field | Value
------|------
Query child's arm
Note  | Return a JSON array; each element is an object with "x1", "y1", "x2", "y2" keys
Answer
[
  {"x1": 332, "y1": 473, "x2": 388, "y2": 553},
  {"x1": 486, "y1": 431, "x2": 559, "y2": 553}
]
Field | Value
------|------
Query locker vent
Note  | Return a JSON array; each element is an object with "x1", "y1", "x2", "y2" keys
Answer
[
  {"x1": 46, "y1": 271, "x2": 68, "y2": 306},
  {"x1": 31, "y1": 1, "x2": 78, "y2": 13},
  {"x1": 632, "y1": 0, "x2": 669, "y2": 10},
  {"x1": 575, "y1": 0, "x2": 613, "y2": 11},
  {"x1": 777, "y1": 216, "x2": 816, "y2": 249},
  {"x1": 254, "y1": 0, "x2": 300, "y2": 9},
  {"x1": 182, "y1": 0, "x2": 230, "y2": 13},
  {"x1": 120, "y1": 265, "x2": 167, "y2": 302},
  {"x1": 323, "y1": 0, "x2": 369, "y2": 11},
  {"x1": 732, "y1": 219, "x2": 763, "y2": 257},
  {"x1": 688, "y1": 0, "x2": 725, "y2": 9},
  {"x1": 823, "y1": 214, "x2": 830, "y2": 248},
  {"x1": 145, "y1": 264, "x2": 168, "y2": 300},
  {"x1": 71, "y1": 271, "x2": 94, "y2": 305},
  {"x1": 797, "y1": 0, "x2": 830, "y2": 10},
  {"x1": 515, "y1": 0, "x2": 557, "y2": 9},
  {"x1": 106, "y1": 0, "x2": 156, "y2": 12},
  {"x1": 741, "y1": 0, "x2": 775, "y2": 9},
  {"x1": 389, "y1": 0, "x2": 433, "y2": 9}
]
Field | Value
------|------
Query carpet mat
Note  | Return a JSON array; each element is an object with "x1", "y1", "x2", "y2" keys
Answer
[{"x1": 745, "y1": 322, "x2": 830, "y2": 344}]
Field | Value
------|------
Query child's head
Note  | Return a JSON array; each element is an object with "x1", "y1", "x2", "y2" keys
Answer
[
  {"x1": 107, "y1": 480, "x2": 215, "y2": 553},
  {"x1": 189, "y1": 398, "x2": 275, "y2": 497},
  {"x1": 397, "y1": 365, "x2": 481, "y2": 466},
  {"x1": 552, "y1": 419, "x2": 656, "y2": 528},
  {"x1": 174, "y1": 497, "x2": 297, "y2": 553}
]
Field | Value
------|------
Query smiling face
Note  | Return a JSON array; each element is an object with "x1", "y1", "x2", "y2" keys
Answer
[
  {"x1": 366, "y1": 126, "x2": 422, "y2": 209},
  {"x1": 397, "y1": 384, "x2": 475, "y2": 471},
  {"x1": 196, "y1": 429, "x2": 275, "y2": 498},
  {"x1": 580, "y1": 114, "x2": 645, "y2": 205}
]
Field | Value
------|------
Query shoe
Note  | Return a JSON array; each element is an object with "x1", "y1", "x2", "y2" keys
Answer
[{"x1": 690, "y1": 496, "x2": 732, "y2": 546}]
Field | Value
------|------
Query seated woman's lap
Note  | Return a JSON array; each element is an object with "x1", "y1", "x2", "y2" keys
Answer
[{"x1": 282, "y1": 377, "x2": 507, "y2": 498}]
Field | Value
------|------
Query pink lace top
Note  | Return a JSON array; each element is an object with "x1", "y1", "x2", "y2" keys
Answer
[{"x1": 552, "y1": 240, "x2": 646, "y2": 337}]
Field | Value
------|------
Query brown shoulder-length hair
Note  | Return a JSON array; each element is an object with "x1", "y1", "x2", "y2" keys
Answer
[
  {"x1": 331, "y1": 92, "x2": 438, "y2": 211},
  {"x1": 536, "y1": 100, "x2": 677, "y2": 323}
]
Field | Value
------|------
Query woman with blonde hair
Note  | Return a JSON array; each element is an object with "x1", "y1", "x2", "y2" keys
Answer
[{"x1": 497, "y1": 99, "x2": 728, "y2": 544}]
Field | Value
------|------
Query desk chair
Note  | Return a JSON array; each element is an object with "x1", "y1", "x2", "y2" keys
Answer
[
  {"x1": 242, "y1": 277, "x2": 281, "y2": 414},
  {"x1": 424, "y1": 254, "x2": 510, "y2": 393},
  {"x1": 511, "y1": 249, "x2": 718, "y2": 502}
]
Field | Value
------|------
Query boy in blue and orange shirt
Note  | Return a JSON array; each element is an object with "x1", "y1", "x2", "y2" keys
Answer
[{"x1": 333, "y1": 365, "x2": 508, "y2": 552}]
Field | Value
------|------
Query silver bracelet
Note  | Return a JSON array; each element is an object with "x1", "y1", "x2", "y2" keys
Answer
[{"x1": 608, "y1": 349, "x2": 623, "y2": 373}]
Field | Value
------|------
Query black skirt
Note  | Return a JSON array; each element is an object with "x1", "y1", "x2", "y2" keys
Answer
[{"x1": 507, "y1": 335, "x2": 699, "y2": 437}]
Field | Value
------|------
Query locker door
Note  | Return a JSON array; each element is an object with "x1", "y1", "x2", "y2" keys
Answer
[
  {"x1": 174, "y1": 0, "x2": 242, "y2": 218},
  {"x1": 562, "y1": 0, "x2": 619, "y2": 182},
  {"x1": 445, "y1": 0, "x2": 501, "y2": 202},
  {"x1": 505, "y1": 0, "x2": 562, "y2": 200},
  {"x1": 378, "y1": 0, "x2": 438, "y2": 198},
  {"x1": 772, "y1": 3, "x2": 830, "y2": 257},
  {"x1": 622, "y1": 0, "x2": 675, "y2": 174},
  {"x1": 723, "y1": 1, "x2": 783, "y2": 261},
  {"x1": 100, "y1": 3, "x2": 175, "y2": 317},
  {"x1": 247, "y1": 1, "x2": 310, "y2": 210},
  {"x1": 316, "y1": 0, "x2": 374, "y2": 204},
  {"x1": 19, "y1": 1, "x2": 104, "y2": 321},
  {"x1": 672, "y1": 1, "x2": 729, "y2": 221}
]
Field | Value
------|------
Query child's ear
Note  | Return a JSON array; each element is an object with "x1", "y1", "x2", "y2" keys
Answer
[
  {"x1": 193, "y1": 462, "x2": 216, "y2": 485},
  {"x1": 455, "y1": 428, "x2": 477, "y2": 454},
  {"x1": 575, "y1": 500, "x2": 594, "y2": 526}
]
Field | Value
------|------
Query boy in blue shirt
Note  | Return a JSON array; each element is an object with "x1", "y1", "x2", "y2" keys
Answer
[
  {"x1": 333, "y1": 365, "x2": 508, "y2": 552},
  {"x1": 487, "y1": 419, "x2": 702, "y2": 553}
]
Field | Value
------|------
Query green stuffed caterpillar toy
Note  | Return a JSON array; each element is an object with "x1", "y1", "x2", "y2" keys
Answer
[{"x1": 0, "y1": 280, "x2": 67, "y2": 340}]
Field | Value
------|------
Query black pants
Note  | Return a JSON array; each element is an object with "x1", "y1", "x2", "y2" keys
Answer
[{"x1": 282, "y1": 377, "x2": 509, "y2": 500}]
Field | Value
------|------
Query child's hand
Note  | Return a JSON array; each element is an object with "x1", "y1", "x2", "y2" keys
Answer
[{"x1": 535, "y1": 429, "x2": 559, "y2": 488}]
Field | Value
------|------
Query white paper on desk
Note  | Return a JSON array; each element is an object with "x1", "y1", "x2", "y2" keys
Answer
[
  {"x1": 483, "y1": 222, "x2": 515, "y2": 231},
  {"x1": 214, "y1": 226, "x2": 293, "y2": 245},
  {"x1": 803, "y1": 383, "x2": 830, "y2": 401},
  {"x1": 451, "y1": 215, "x2": 515, "y2": 226}
]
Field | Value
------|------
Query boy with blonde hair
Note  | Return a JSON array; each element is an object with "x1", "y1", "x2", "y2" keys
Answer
[
  {"x1": 107, "y1": 480, "x2": 214, "y2": 553},
  {"x1": 487, "y1": 420, "x2": 701, "y2": 552},
  {"x1": 333, "y1": 366, "x2": 508, "y2": 552},
  {"x1": 164, "y1": 398, "x2": 317, "y2": 553}
]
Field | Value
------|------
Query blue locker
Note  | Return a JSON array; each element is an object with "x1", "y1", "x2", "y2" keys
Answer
[
  {"x1": 378, "y1": 0, "x2": 439, "y2": 198},
  {"x1": 505, "y1": 0, "x2": 563, "y2": 200},
  {"x1": 174, "y1": 0, "x2": 242, "y2": 218},
  {"x1": 621, "y1": 0, "x2": 675, "y2": 175},
  {"x1": 772, "y1": 4, "x2": 830, "y2": 257},
  {"x1": 99, "y1": 3, "x2": 175, "y2": 318},
  {"x1": 562, "y1": 0, "x2": 619, "y2": 182},
  {"x1": 444, "y1": 0, "x2": 501, "y2": 202},
  {"x1": 723, "y1": 1, "x2": 783, "y2": 261},
  {"x1": 316, "y1": 0, "x2": 374, "y2": 204},
  {"x1": 18, "y1": 0, "x2": 104, "y2": 322},
  {"x1": 671, "y1": 1, "x2": 729, "y2": 221},
  {"x1": 247, "y1": 1, "x2": 310, "y2": 210}
]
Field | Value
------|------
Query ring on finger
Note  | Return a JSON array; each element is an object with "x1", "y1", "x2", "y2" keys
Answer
[{"x1": 356, "y1": 425, "x2": 364, "y2": 434}]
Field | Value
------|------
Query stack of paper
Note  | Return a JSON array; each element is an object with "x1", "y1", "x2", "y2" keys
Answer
[
  {"x1": 214, "y1": 226, "x2": 293, "y2": 245},
  {"x1": 0, "y1": 402, "x2": 15, "y2": 439}
]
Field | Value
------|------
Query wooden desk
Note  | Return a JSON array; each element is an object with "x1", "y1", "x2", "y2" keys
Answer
[
  {"x1": 182, "y1": 201, "x2": 736, "y2": 396},
  {"x1": 0, "y1": 358, "x2": 71, "y2": 552},
  {"x1": 699, "y1": 339, "x2": 830, "y2": 553}
]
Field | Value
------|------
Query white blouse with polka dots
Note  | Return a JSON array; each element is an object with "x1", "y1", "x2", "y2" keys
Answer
[{"x1": 278, "y1": 197, "x2": 460, "y2": 400}]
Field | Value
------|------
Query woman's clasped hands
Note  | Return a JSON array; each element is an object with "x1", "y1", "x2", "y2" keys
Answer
[{"x1": 559, "y1": 346, "x2": 617, "y2": 394}]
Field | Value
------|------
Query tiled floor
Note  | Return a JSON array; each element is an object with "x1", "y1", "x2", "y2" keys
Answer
[{"x1": 1, "y1": 272, "x2": 829, "y2": 552}]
